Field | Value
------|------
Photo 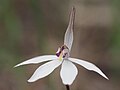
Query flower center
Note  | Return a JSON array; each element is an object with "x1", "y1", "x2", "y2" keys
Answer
[{"x1": 56, "y1": 45, "x2": 69, "y2": 60}]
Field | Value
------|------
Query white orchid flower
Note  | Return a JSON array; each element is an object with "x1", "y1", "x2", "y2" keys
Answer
[{"x1": 14, "y1": 7, "x2": 108, "y2": 85}]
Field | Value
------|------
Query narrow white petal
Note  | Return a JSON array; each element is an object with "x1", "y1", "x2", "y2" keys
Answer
[
  {"x1": 69, "y1": 58, "x2": 109, "y2": 80},
  {"x1": 60, "y1": 60, "x2": 78, "y2": 85},
  {"x1": 64, "y1": 7, "x2": 75, "y2": 51},
  {"x1": 14, "y1": 55, "x2": 57, "y2": 67},
  {"x1": 28, "y1": 60, "x2": 62, "y2": 82}
]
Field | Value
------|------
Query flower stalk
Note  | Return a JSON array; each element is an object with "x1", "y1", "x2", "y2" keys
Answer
[{"x1": 66, "y1": 85, "x2": 70, "y2": 90}]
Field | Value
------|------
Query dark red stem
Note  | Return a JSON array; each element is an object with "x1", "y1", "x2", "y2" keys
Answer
[{"x1": 66, "y1": 85, "x2": 70, "y2": 90}]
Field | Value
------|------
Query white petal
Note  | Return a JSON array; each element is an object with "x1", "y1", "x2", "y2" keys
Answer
[
  {"x1": 28, "y1": 60, "x2": 62, "y2": 82},
  {"x1": 64, "y1": 7, "x2": 75, "y2": 51},
  {"x1": 14, "y1": 55, "x2": 57, "y2": 67},
  {"x1": 60, "y1": 60, "x2": 78, "y2": 85},
  {"x1": 69, "y1": 58, "x2": 109, "y2": 80}
]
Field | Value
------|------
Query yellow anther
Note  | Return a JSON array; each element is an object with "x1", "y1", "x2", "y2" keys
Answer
[{"x1": 59, "y1": 52, "x2": 63, "y2": 61}]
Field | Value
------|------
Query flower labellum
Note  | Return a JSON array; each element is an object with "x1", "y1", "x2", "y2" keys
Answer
[{"x1": 14, "y1": 6, "x2": 108, "y2": 85}]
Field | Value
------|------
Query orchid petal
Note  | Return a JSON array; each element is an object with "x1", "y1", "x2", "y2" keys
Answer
[
  {"x1": 14, "y1": 55, "x2": 57, "y2": 67},
  {"x1": 69, "y1": 58, "x2": 109, "y2": 80},
  {"x1": 28, "y1": 60, "x2": 62, "y2": 82},
  {"x1": 64, "y1": 7, "x2": 75, "y2": 51},
  {"x1": 60, "y1": 60, "x2": 78, "y2": 85}
]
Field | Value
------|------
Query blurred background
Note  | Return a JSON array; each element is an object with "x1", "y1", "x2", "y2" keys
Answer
[{"x1": 0, "y1": 0, "x2": 120, "y2": 90}]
